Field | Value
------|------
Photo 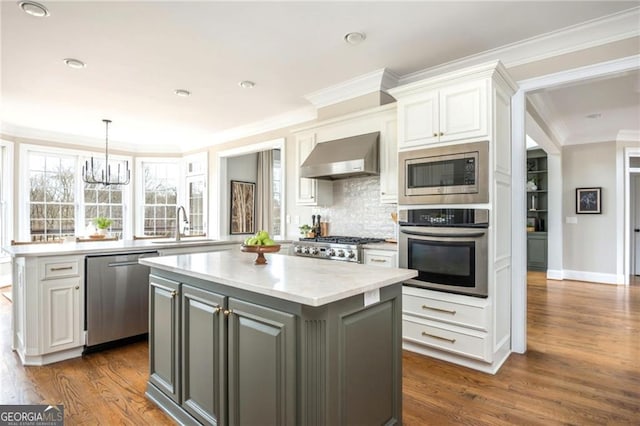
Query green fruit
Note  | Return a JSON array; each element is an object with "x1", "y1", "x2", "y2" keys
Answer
[
  {"x1": 263, "y1": 238, "x2": 275, "y2": 246},
  {"x1": 256, "y1": 230, "x2": 269, "y2": 241},
  {"x1": 247, "y1": 237, "x2": 260, "y2": 245},
  {"x1": 244, "y1": 237, "x2": 251, "y2": 245}
]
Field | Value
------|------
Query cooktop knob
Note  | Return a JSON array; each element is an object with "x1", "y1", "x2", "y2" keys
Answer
[
  {"x1": 327, "y1": 248, "x2": 336, "y2": 256},
  {"x1": 347, "y1": 250, "x2": 356, "y2": 259},
  {"x1": 337, "y1": 249, "x2": 345, "y2": 257},
  {"x1": 303, "y1": 247, "x2": 311, "y2": 254},
  {"x1": 310, "y1": 247, "x2": 319, "y2": 255},
  {"x1": 294, "y1": 246, "x2": 302, "y2": 254}
]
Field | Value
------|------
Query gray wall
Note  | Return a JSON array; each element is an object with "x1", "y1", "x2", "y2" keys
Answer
[
  {"x1": 227, "y1": 152, "x2": 257, "y2": 184},
  {"x1": 562, "y1": 142, "x2": 617, "y2": 275}
]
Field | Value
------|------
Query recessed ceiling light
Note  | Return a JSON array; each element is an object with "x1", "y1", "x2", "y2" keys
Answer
[
  {"x1": 585, "y1": 113, "x2": 602, "y2": 119},
  {"x1": 174, "y1": 89, "x2": 191, "y2": 97},
  {"x1": 238, "y1": 80, "x2": 255, "y2": 89},
  {"x1": 63, "y1": 58, "x2": 86, "y2": 69},
  {"x1": 344, "y1": 32, "x2": 366, "y2": 45},
  {"x1": 18, "y1": 1, "x2": 49, "y2": 17}
]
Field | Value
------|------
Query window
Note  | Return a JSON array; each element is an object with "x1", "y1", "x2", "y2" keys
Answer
[
  {"x1": 140, "y1": 160, "x2": 179, "y2": 236},
  {"x1": 20, "y1": 145, "x2": 132, "y2": 241},
  {"x1": 272, "y1": 149, "x2": 282, "y2": 237},
  {"x1": 185, "y1": 153, "x2": 207, "y2": 235},
  {"x1": 28, "y1": 152, "x2": 76, "y2": 241}
]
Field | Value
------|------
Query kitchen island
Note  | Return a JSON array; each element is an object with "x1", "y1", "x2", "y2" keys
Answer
[
  {"x1": 3, "y1": 238, "x2": 243, "y2": 366},
  {"x1": 140, "y1": 250, "x2": 417, "y2": 426}
]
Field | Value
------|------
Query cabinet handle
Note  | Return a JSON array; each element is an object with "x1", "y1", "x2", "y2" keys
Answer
[
  {"x1": 310, "y1": 196, "x2": 314, "y2": 199},
  {"x1": 213, "y1": 306, "x2": 221, "y2": 314},
  {"x1": 381, "y1": 192, "x2": 386, "y2": 195},
  {"x1": 170, "y1": 290, "x2": 177, "y2": 297},
  {"x1": 371, "y1": 258, "x2": 387, "y2": 263},
  {"x1": 421, "y1": 331, "x2": 456, "y2": 344},
  {"x1": 421, "y1": 305, "x2": 456, "y2": 315},
  {"x1": 223, "y1": 309, "x2": 233, "y2": 316},
  {"x1": 432, "y1": 132, "x2": 438, "y2": 137},
  {"x1": 50, "y1": 266, "x2": 73, "y2": 271},
  {"x1": 439, "y1": 132, "x2": 444, "y2": 136},
  {"x1": 75, "y1": 286, "x2": 80, "y2": 290}
]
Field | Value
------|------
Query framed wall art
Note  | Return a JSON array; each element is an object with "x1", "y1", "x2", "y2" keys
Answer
[
  {"x1": 576, "y1": 187, "x2": 601, "y2": 214},
  {"x1": 230, "y1": 180, "x2": 255, "y2": 234}
]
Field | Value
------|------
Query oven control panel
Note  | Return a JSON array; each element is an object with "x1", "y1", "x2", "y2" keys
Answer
[{"x1": 293, "y1": 243, "x2": 360, "y2": 263}]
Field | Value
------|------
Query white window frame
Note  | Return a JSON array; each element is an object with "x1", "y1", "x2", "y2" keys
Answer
[
  {"x1": 18, "y1": 143, "x2": 133, "y2": 240},
  {"x1": 184, "y1": 152, "x2": 208, "y2": 236},
  {"x1": 0, "y1": 140, "x2": 14, "y2": 255},
  {"x1": 135, "y1": 156, "x2": 184, "y2": 237}
]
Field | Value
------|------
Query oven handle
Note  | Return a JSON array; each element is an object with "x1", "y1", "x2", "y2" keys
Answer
[{"x1": 400, "y1": 229, "x2": 486, "y2": 238}]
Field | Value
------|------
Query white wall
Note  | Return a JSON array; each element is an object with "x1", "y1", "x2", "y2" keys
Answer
[
  {"x1": 227, "y1": 152, "x2": 258, "y2": 184},
  {"x1": 562, "y1": 142, "x2": 617, "y2": 276}
]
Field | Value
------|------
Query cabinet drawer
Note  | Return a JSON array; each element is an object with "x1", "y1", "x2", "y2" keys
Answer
[
  {"x1": 403, "y1": 293, "x2": 488, "y2": 331},
  {"x1": 41, "y1": 259, "x2": 80, "y2": 280},
  {"x1": 403, "y1": 316, "x2": 490, "y2": 362},
  {"x1": 363, "y1": 250, "x2": 397, "y2": 268}
]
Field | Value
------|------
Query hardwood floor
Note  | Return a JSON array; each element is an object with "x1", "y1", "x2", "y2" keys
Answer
[{"x1": 1, "y1": 273, "x2": 638, "y2": 425}]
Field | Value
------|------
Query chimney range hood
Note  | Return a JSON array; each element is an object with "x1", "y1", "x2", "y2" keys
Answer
[{"x1": 300, "y1": 132, "x2": 379, "y2": 180}]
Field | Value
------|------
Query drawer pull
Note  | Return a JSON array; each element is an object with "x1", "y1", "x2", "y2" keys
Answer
[
  {"x1": 422, "y1": 305, "x2": 456, "y2": 315},
  {"x1": 170, "y1": 290, "x2": 177, "y2": 297},
  {"x1": 421, "y1": 331, "x2": 456, "y2": 344},
  {"x1": 50, "y1": 266, "x2": 73, "y2": 271},
  {"x1": 371, "y1": 259, "x2": 387, "y2": 263},
  {"x1": 223, "y1": 309, "x2": 234, "y2": 316}
]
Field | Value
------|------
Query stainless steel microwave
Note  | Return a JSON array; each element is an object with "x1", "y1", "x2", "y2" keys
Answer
[{"x1": 398, "y1": 141, "x2": 489, "y2": 205}]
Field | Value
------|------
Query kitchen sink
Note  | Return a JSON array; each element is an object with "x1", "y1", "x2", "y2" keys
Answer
[{"x1": 150, "y1": 238, "x2": 219, "y2": 244}]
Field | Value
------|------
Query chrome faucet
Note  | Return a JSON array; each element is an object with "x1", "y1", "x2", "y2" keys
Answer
[{"x1": 176, "y1": 206, "x2": 189, "y2": 241}]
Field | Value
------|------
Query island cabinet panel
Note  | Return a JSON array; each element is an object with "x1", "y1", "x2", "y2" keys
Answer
[
  {"x1": 227, "y1": 298, "x2": 296, "y2": 426},
  {"x1": 149, "y1": 275, "x2": 181, "y2": 404},
  {"x1": 182, "y1": 285, "x2": 226, "y2": 426}
]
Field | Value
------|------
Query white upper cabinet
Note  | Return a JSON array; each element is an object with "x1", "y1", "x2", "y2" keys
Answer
[
  {"x1": 396, "y1": 79, "x2": 488, "y2": 149},
  {"x1": 379, "y1": 114, "x2": 398, "y2": 203},
  {"x1": 295, "y1": 132, "x2": 333, "y2": 206}
]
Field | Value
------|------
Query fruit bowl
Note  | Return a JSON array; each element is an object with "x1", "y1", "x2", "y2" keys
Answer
[{"x1": 241, "y1": 244, "x2": 281, "y2": 265}]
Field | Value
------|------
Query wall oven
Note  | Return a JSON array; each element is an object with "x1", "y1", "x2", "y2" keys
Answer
[
  {"x1": 398, "y1": 141, "x2": 489, "y2": 205},
  {"x1": 399, "y1": 208, "x2": 488, "y2": 298}
]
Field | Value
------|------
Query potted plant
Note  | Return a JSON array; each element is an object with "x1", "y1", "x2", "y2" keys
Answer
[
  {"x1": 299, "y1": 224, "x2": 315, "y2": 238},
  {"x1": 93, "y1": 216, "x2": 113, "y2": 235}
]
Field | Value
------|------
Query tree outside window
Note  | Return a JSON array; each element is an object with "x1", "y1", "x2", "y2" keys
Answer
[{"x1": 142, "y1": 162, "x2": 178, "y2": 236}]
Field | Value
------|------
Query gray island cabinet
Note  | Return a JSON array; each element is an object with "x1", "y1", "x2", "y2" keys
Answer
[{"x1": 140, "y1": 250, "x2": 417, "y2": 426}]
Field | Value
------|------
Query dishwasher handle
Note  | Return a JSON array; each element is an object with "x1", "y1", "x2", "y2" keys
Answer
[{"x1": 107, "y1": 260, "x2": 142, "y2": 267}]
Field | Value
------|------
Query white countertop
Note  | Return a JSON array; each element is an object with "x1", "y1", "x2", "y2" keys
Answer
[
  {"x1": 363, "y1": 242, "x2": 398, "y2": 251},
  {"x1": 2, "y1": 238, "x2": 241, "y2": 257},
  {"x1": 140, "y1": 249, "x2": 417, "y2": 307}
]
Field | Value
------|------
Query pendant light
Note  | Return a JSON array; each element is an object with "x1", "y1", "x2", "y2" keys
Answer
[{"x1": 82, "y1": 119, "x2": 130, "y2": 186}]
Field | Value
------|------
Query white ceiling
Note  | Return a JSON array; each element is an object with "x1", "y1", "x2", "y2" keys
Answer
[{"x1": 1, "y1": 1, "x2": 638, "y2": 153}]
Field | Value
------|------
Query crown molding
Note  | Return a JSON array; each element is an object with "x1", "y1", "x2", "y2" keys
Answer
[
  {"x1": 304, "y1": 68, "x2": 400, "y2": 109},
  {"x1": 399, "y1": 7, "x2": 640, "y2": 86},
  {"x1": 617, "y1": 129, "x2": 640, "y2": 142},
  {"x1": 203, "y1": 106, "x2": 317, "y2": 148},
  {"x1": 0, "y1": 122, "x2": 181, "y2": 154}
]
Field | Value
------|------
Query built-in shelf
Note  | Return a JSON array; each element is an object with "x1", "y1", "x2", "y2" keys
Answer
[{"x1": 527, "y1": 149, "x2": 548, "y2": 271}]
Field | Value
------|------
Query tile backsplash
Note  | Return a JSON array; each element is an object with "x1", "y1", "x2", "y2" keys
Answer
[{"x1": 312, "y1": 176, "x2": 397, "y2": 238}]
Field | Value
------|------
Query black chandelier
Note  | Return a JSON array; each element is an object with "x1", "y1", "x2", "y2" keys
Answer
[{"x1": 82, "y1": 119, "x2": 130, "y2": 186}]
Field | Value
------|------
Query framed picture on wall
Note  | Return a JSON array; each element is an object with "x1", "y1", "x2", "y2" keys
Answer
[
  {"x1": 576, "y1": 187, "x2": 602, "y2": 214},
  {"x1": 230, "y1": 180, "x2": 255, "y2": 234}
]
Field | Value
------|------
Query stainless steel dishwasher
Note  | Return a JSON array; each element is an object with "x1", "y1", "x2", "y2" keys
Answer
[{"x1": 85, "y1": 251, "x2": 159, "y2": 349}]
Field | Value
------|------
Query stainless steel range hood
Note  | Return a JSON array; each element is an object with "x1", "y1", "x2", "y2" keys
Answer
[{"x1": 300, "y1": 132, "x2": 380, "y2": 180}]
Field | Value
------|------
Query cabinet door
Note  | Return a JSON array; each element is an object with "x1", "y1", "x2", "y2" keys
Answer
[
  {"x1": 439, "y1": 79, "x2": 488, "y2": 143},
  {"x1": 227, "y1": 298, "x2": 296, "y2": 426},
  {"x1": 398, "y1": 91, "x2": 439, "y2": 149},
  {"x1": 181, "y1": 285, "x2": 226, "y2": 426},
  {"x1": 379, "y1": 117, "x2": 398, "y2": 203},
  {"x1": 527, "y1": 234, "x2": 548, "y2": 271},
  {"x1": 149, "y1": 275, "x2": 181, "y2": 403},
  {"x1": 296, "y1": 133, "x2": 318, "y2": 205},
  {"x1": 41, "y1": 277, "x2": 82, "y2": 353}
]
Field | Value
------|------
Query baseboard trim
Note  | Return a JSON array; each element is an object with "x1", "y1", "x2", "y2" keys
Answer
[{"x1": 562, "y1": 269, "x2": 619, "y2": 285}]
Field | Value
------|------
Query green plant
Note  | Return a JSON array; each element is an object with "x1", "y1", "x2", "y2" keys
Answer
[
  {"x1": 299, "y1": 224, "x2": 312, "y2": 235},
  {"x1": 93, "y1": 216, "x2": 113, "y2": 230}
]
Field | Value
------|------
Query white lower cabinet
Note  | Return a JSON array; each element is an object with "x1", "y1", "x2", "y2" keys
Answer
[
  {"x1": 363, "y1": 249, "x2": 398, "y2": 268},
  {"x1": 41, "y1": 276, "x2": 82, "y2": 353},
  {"x1": 402, "y1": 286, "x2": 492, "y2": 364}
]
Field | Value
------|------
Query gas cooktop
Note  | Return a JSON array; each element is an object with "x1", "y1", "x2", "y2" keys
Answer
[
  {"x1": 299, "y1": 236, "x2": 385, "y2": 244},
  {"x1": 293, "y1": 236, "x2": 385, "y2": 263}
]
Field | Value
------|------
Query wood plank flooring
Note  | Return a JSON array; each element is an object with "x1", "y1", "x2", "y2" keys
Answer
[{"x1": 1, "y1": 274, "x2": 638, "y2": 425}]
